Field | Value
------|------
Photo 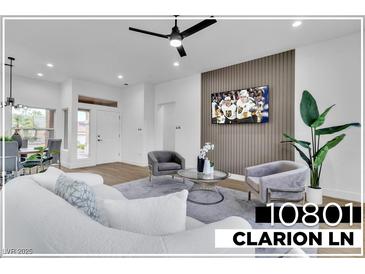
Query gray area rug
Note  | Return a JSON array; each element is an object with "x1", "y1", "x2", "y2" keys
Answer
[{"x1": 113, "y1": 176, "x2": 317, "y2": 256}]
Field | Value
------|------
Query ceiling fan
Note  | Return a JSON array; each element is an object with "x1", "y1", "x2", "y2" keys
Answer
[{"x1": 129, "y1": 16, "x2": 217, "y2": 57}]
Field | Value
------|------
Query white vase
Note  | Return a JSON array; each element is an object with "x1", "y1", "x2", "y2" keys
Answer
[
  {"x1": 203, "y1": 159, "x2": 211, "y2": 174},
  {"x1": 306, "y1": 187, "x2": 323, "y2": 205}
]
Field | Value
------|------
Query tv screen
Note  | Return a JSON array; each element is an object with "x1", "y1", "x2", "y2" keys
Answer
[{"x1": 211, "y1": 85, "x2": 269, "y2": 124}]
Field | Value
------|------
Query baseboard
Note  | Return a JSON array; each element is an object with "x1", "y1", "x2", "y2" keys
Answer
[
  {"x1": 229, "y1": 173, "x2": 245, "y2": 181},
  {"x1": 120, "y1": 160, "x2": 148, "y2": 167},
  {"x1": 322, "y1": 188, "x2": 361, "y2": 203},
  {"x1": 60, "y1": 161, "x2": 71, "y2": 169},
  {"x1": 65, "y1": 162, "x2": 96, "y2": 169}
]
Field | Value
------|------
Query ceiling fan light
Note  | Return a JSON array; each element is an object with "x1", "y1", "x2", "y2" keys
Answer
[{"x1": 170, "y1": 38, "x2": 182, "y2": 48}]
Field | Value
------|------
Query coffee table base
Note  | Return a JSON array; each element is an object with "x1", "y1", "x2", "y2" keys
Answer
[{"x1": 187, "y1": 187, "x2": 224, "y2": 205}]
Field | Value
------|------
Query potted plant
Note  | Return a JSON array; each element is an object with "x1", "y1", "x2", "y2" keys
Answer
[
  {"x1": 198, "y1": 142, "x2": 215, "y2": 173},
  {"x1": 0, "y1": 136, "x2": 14, "y2": 141},
  {"x1": 283, "y1": 90, "x2": 360, "y2": 204}
]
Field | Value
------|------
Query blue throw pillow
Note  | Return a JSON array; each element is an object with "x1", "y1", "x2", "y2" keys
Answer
[{"x1": 55, "y1": 174, "x2": 100, "y2": 222}]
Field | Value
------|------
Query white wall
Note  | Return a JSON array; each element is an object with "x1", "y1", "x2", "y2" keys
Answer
[
  {"x1": 59, "y1": 79, "x2": 74, "y2": 167},
  {"x1": 154, "y1": 74, "x2": 201, "y2": 168},
  {"x1": 120, "y1": 84, "x2": 146, "y2": 165},
  {"x1": 295, "y1": 32, "x2": 362, "y2": 202},
  {"x1": 1, "y1": 74, "x2": 62, "y2": 137},
  {"x1": 143, "y1": 84, "x2": 155, "y2": 158},
  {"x1": 1, "y1": 75, "x2": 124, "y2": 169},
  {"x1": 64, "y1": 79, "x2": 123, "y2": 168}
]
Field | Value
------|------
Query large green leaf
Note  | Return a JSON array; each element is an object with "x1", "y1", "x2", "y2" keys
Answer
[
  {"x1": 27, "y1": 154, "x2": 42, "y2": 161},
  {"x1": 311, "y1": 104, "x2": 335, "y2": 128},
  {"x1": 282, "y1": 133, "x2": 311, "y2": 149},
  {"x1": 300, "y1": 90, "x2": 319, "y2": 127},
  {"x1": 325, "y1": 134, "x2": 346, "y2": 150},
  {"x1": 291, "y1": 144, "x2": 312, "y2": 168},
  {"x1": 314, "y1": 145, "x2": 329, "y2": 168},
  {"x1": 315, "y1": 123, "x2": 361, "y2": 135}
]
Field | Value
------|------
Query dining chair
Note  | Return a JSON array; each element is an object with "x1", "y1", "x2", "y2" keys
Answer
[
  {"x1": 44, "y1": 139, "x2": 62, "y2": 168},
  {"x1": 0, "y1": 141, "x2": 22, "y2": 183}
]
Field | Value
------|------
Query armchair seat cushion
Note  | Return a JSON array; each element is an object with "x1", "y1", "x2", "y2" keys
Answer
[
  {"x1": 246, "y1": 176, "x2": 260, "y2": 192},
  {"x1": 158, "y1": 162, "x2": 182, "y2": 171}
]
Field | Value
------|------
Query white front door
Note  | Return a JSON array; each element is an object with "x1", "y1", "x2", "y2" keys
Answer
[{"x1": 96, "y1": 110, "x2": 120, "y2": 164}]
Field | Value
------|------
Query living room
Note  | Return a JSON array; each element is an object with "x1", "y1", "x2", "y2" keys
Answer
[{"x1": 0, "y1": 17, "x2": 363, "y2": 257}]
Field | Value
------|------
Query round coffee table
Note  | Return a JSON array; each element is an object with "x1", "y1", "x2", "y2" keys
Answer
[{"x1": 177, "y1": 168, "x2": 229, "y2": 205}]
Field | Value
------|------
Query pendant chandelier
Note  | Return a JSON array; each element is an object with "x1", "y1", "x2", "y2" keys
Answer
[{"x1": 1, "y1": 56, "x2": 27, "y2": 109}]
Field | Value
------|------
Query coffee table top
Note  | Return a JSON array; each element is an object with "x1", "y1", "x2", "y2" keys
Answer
[{"x1": 177, "y1": 168, "x2": 229, "y2": 182}]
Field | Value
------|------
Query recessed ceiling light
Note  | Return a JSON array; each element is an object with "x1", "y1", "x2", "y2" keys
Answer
[
  {"x1": 118, "y1": 75, "x2": 123, "y2": 79},
  {"x1": 46, "y1": 63, "x2": 54, "y2": 68},
  {"x1": 173, "y1": 61, "x2": 180, "y2": 67},
  {"x1": 37, "y1": 73, "x2": 44, "y2": 77},
  {"x1": 292, "y1": 21, "x2": 302, "y2": 28}
]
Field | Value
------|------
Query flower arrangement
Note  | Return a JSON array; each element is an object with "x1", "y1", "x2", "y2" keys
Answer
[{"x1": 198, "y1": 142, "x2": 214, "y2": 159}]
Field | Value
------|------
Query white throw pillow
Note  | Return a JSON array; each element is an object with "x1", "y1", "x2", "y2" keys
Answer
[
  {"x1": 103, "y1": 190, "x2": 188, "y2": 236},
  {"x1": 91, "y1": 184, "x2": 127, "y2": 227},
  {"x1": 32, "y1": 167, "x2": 64, "y2": 192}
]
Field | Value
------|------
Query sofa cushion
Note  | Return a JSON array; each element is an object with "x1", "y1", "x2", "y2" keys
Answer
[
  {"x1": 91, "y1": 184, "x2": 126, "y2": 227},
  {"x1": 55, "y1": 174, "x2": 100, "y2": 222},
  {"x1": 32, "y1": 167, "x2": 104, "y2": 194},
  {"x1": 246, "y1": 176, "x2": 260, "y2": 192},
  {"x1": 32, "y1": 167, "x2": 64, "y2": 192},
  {"x1": 158, "y1": 162, "x2": 181, "y2": 171},
  {"x1": 91, "y1": 184, "x2": 126, "y2": 200},
  {"x1": 67, "y1": 173, "x2": 104, "y2": 186},
  {"x1": 103, "y1": 190, "x2": 188, "y2": 236},
  {"x1": 186, "y1": 216, "x2": 204, "y2": 230}
]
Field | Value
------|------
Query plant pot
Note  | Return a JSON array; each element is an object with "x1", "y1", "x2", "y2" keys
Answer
[
  {"x1": 197, "y1": 157, "x2": 205, "y2": 172},
  {"x1": 306, "y1": 186, "x2": 323, "y2": 205}
]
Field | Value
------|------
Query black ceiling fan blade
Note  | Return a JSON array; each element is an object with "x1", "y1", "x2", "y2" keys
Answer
[
  {"x1": 180, "y1": 18, "x2": 217, "y2": 38},
  {"x1": 129, "y1": 27, "x2": 169, "y2": 39},
  {"x1": 177, "y1": 45, "x2": 187, "y2": 57}
]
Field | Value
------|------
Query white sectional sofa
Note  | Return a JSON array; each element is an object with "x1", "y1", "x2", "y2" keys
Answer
[{"x1": 1, "y1": 170, "x2": 254, "y2": 255}]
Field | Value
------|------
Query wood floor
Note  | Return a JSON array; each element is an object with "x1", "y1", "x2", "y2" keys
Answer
[{"x1": 62, "y1": 162, "x2": 364, "y2": 257}]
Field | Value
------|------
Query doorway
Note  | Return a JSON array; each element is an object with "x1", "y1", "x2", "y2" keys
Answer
[
  {"x1": 96, "y1": 110, "x2": 120, "y2": 164},
  {"x1": 159, "y1": 102, "x2": 176, "y2": 151}
]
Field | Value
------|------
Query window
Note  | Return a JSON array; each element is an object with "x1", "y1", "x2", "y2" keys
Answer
[
  {"x1": 63, "y1": 109, "x2": 69, "y2": 149},
  {"x1": 12, "y1": 107, "x2": 55, "y2": 148},
  {"x1": 77, "y1": 109, "x2": 90, "y2": 159}
]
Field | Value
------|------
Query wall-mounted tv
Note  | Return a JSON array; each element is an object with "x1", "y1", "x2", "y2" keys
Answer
[{"x1": 211, "y1": 85, "x2": 269, "y2": 124}]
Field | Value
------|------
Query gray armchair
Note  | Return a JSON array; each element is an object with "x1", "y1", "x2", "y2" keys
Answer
[
  {"x1": 245, "y1": 160, "x2": 309, "y2": 203},
  {"x1": 147, "y1": 151, "x2": 185, "y2": 181}
]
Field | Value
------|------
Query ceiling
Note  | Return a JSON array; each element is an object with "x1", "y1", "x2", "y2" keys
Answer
[{"x1": 4, "y1": 18, "x2": 361, "y2": 87}]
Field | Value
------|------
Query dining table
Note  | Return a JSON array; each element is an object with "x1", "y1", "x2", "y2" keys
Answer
[{"x1": 19, "y1": 147, "x2": 48, "y2": 155}]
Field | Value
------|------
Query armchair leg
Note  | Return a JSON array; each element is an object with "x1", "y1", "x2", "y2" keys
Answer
[
  {"x1": 172, "y1": 175, "x2": 175, "y2": 180},
  {"x1": 266, "y1": 189, "x2": 271, "y2": 203},
  {"x1": 248, "y1": 191, "x2": 251, "y2": 201}
]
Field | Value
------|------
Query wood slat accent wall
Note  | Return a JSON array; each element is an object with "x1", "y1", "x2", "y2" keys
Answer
[{"x1": 201, "y1": 50, "x2": 295, "y2": 175}]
